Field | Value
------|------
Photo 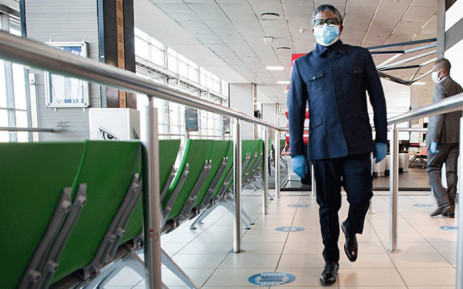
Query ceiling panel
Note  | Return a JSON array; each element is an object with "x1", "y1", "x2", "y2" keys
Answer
[{"x1": 138, "y1": 0, "x2": 438, "y2": 103}]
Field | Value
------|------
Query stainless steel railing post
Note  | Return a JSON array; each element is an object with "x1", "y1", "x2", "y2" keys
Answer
[
  {"x1": 389, "y1": 124, "x2": 399, "y2": 252},
  {"x1": 457, "y1": 116, "x2": 463, "y2": 289},
  {"x1": 232, "y1": 118, "x2": 242, "y2": 253},
  {"x1": 274, "y1": 130, "x2": 281, "y2": 198},
  {"x1": 311, "y1": 163, "x2": 316, "y2": 197},
  {"x1": 263, "y1": 126, "x2": 269, "y2": 215},
  {"x1": 140, "y1": 100, "x2": 162, "y2": 289}
]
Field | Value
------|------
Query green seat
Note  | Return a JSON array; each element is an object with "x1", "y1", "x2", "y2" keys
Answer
[
  {"x1": 163, "y1": 139, "x2": 214, "y2": 222},
  {"x1": 159, "y1": 140, "x2": 181, "y2": 203},
  {"x1": 193, "y1": 140, "x2": 232, "y2": 208},
  {"x1": 244, "y1": 140, "x2": 263, "y2": 184},
  {"x1": 0, "y1": 140, "x2": 143, "y2": 288},
  {"x1": 54, "y1": 140, "x2": 143, "y2": 283},
  {"x1": 209, "y1": 140, "x2": 234, "y2": 201},
  {"x1": 280, "y1": 139, "x2": 286, "y2": 153},
  {"x1": 0, "y1": 142, "x2": 84, "y2": 289}
]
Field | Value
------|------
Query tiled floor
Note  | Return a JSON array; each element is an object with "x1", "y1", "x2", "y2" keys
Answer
[{"x1": 105, "y1": 189, "x2": 458, "y2": 288}]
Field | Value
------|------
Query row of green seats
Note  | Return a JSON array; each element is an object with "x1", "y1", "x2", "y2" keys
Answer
[
  {"x1": 0, "y1": 138, "x2": 267, "y2": 288},
  {"x1": 0, "y1": 141, "x2": 143, "y2": 289},
  {"x1": 159, "y1": 139, "x2": 265, "y2": 232}
]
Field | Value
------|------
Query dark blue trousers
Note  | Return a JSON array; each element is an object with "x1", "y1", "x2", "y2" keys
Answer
[{"x1": 313, "y1": 154, "x2": 373, "y2": 263}]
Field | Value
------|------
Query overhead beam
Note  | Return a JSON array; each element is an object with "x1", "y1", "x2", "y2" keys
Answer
[{"x1": 367, "y1": 38, "x2": 437, "y2": 50}]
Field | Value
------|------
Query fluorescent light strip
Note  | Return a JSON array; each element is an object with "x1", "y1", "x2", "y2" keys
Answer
[{"x1": 266, "y1": 66, "x2": 284, "y2": 71}]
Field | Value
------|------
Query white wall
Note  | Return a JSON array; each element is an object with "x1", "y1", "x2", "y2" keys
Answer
[
  {"x1": 445, "y1": 0, "x2": 463, "y2": 86},
  {"x1": 262, "y1": 103, "x2": 277, "y2": 125},
  {"x1": 229, "y1": 83, "x2": 254, "y2": 139}
]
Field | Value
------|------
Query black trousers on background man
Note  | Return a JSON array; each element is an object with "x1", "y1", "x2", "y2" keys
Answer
[
  {"x1": 312, "y1": 154, "x2": 373, "y2": 263},
  {"x1": 426, "y1": 143, "x2": 459, "y2": 208}
]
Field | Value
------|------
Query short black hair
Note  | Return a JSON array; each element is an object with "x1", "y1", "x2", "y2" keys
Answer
[
  {"x1": 435, "y1": 58, "x2": 451, "y2": 72},
  {"x1": 311, "y1": 4, "x2": 343, "y2": 27}
]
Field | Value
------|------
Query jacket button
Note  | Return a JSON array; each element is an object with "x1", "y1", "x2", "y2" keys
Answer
[{"x1": 312, "y1": 76, "x2": 316, "y2": 79}]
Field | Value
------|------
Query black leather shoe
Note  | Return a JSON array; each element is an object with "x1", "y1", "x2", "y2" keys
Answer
[
  {"x1": 443, "y1": 210, "x2": 455, "y2": 218},
  {"x1": 342, "y1": 222, "x2": 357, "y2": 262},
  {"x1": 320, "y1": 262, "x2": 339, "y2": 286},
  {"x1": 430, "y1": 204, "x2": 450, "y2": 217}
]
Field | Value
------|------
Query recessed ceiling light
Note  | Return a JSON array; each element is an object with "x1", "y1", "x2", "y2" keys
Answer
[
  {"x1": 412, "y1": 82, "x2": 426, "y2": 85},
  {"x1": 260, "y1": 12, "x2": 282, "y2": 20},
  {"x1": 266, "y1": 66, "x2": 284, "y2": 71},
  {"x1": 276, "y1": 46, "x2": 292, "y2": 51},
  {"x1": 263, "y1": 36, "x2": 274, "y2": 44},
  {"x1": 277, "y1": 80, "x2": 290, "y2": 85}
]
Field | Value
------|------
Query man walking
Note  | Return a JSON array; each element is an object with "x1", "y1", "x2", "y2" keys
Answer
[
  {"x1": 427, "y1": 58, "x2": 462, "y2": 218},
  {"x1": 287, "y1": 4, "x2": 387, "y2": 286}
]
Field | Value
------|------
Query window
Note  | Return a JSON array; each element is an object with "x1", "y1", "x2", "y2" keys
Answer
[
  {"x1": 134, "y1": 28, "x2": 229, "y2": 144},
  {"x1": 0, "y1": 13, "x2": 28, "y2": 142}
]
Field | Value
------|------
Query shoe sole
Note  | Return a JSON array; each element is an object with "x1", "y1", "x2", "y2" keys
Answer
[{"x1": 320, "y1": 278, "x2": 336, "y2": 286}]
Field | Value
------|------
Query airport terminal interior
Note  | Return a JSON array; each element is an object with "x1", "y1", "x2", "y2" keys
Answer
[{"x1": 1, "y1": 0, "x2": 463, "y2": 288}]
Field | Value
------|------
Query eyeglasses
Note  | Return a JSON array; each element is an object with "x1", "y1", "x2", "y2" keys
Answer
[{"x1": 313, "y1": 18, "x2": 341, "y2": 27}]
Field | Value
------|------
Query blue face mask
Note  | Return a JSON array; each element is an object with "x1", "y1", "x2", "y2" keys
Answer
[{"x1": 314, "y1": 24, "x2": 340, "y2": 46}]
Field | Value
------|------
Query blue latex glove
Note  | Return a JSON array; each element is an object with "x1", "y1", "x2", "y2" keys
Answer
[
  {"x1": 374, "y1": 142, "x2": 387, "y2": 163},
  {"x1": 292, "y1": 155, "x2": 309, "y2": 178},
  {"x1": 430, "y1": 141, "x2": 439, "y2": 154}
]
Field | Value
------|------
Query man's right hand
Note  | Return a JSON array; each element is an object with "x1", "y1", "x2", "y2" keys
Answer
[{"x1": 292, "y1": 155, "x2": 309, "y2": 178}]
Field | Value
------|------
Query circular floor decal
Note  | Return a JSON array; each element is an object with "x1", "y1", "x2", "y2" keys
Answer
[
  {"x1": 275, "y1": 226, "x2": 305, "y2": 232},
  {"x1": 413, "y1": 204, "x2": 434, "y2": 207},
  {"x1": 288, "y1": 204, "x2": 310, "y2": 208},
  {"x1": 248, "y1": 272, "x2": 296, "y2": 286},
  {"x1": 440, "y1": 226, "x2": 458, "y2": 231}
]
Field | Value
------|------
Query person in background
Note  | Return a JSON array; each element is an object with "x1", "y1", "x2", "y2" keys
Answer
[
  {"x1": 287, "y1": 4, "x2": 387, "y2": 286},
  {"x1": 426, "y1": 58, "x2": 462, "y2": 218}
]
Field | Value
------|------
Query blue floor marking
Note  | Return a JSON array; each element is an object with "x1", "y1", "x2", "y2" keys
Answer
[
  {"x1": 288, "y1": 204, "x2": 310, "y2": 208},
  {"x1": 440, "y1": 226, "x2": 457, "y2": 231},
  {"x1": 275, "y1": 226, "x2": 305, "y2": 232},
  {"x1": 248, "y1": 272, "x2": 296, "y2": 286}
]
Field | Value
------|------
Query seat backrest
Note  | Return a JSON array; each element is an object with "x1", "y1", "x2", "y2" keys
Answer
[
  {"x1": 210, "y1": 140, "x2": 234, "y2": 200},
  {"x1": 420, "y1": 146, "x2": 427, "y2": 155},
  {"x1": 51, "y1": 140, "x2": 143, "y2": 283},
  {"x1": 164, "y1": 139, "x2": 214, "y2": 221},
  {"x1": 243, "y1": 140, "x2": 260, "y2": 176},
  {"x1": 0, "y1": 142, "x2": 84, "y2": 288},
  {"x1": 193, "y1": 140, "x2": 231, "y2": 207},
  {"x1": 159, "y1": 139, "x2": 181, "y2": 190}
]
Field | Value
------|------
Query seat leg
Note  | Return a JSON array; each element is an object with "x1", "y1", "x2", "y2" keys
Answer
[
  {"x1": 222, "y1": 201, "x2": 251, "y2": 230},
  {"x1": 161, "y1": 249, "x2": 199, "y2": 289},
  {"x1": 96, "y1": 268, "x2": 123, "y2": 289},
  {"x1": 190, "y1": 203, "x2": 218, "y2": 229},
  {"x1": 224, "y1": 197, "x2": 254, "y2": 225}
]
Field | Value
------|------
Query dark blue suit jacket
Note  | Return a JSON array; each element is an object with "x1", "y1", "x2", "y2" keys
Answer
[{"x1": 287, "y1": 41, "x2": 387, "y2": 161}]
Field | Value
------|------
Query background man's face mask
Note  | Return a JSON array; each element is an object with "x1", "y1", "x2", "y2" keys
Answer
[
  {"x1": 431, "y1": 70, "x2": 442, "y2": 83},
  {"x1": 314, "y1": 24, "x2": 340, "y2": 46}
]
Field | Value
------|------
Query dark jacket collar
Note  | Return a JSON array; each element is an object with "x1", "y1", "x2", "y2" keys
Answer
[{"x1": 313, "y1": 40, "x2": 346, "y2": 57}]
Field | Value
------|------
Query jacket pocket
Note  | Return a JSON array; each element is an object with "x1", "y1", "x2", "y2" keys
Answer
[{"x1": 307, "y1": 71, "x2": 325, "y2": 81}]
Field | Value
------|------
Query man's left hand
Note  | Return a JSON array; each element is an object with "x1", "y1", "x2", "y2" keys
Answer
[
  {"x1": 374, "y1": 142, "x2": 387, "y2": 163},
  {"x1": 430, "y1": 141, "x2": 439, "y2": 154}
]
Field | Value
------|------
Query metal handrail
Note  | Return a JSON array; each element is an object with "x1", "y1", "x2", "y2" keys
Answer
[
  {"x1": 0, "y1": 31, "x2": 279, "y2": 131},
  {"x1": 388, "y1": 93, "x2": 463, "y2": 124},
  {"x1": 385, "y1": 91, "x2": 463, "y2": 289},
  {"x1": 0, "y1": 31, "x2": 280, "y2": 289},
  {"x1": 0, "y1": 126, "x2": 59, "y2": 133}
]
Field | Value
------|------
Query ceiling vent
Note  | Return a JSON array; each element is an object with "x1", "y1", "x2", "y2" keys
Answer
[{"x1": 260, "y1": 12, "x2": 282, "y2": 20}]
